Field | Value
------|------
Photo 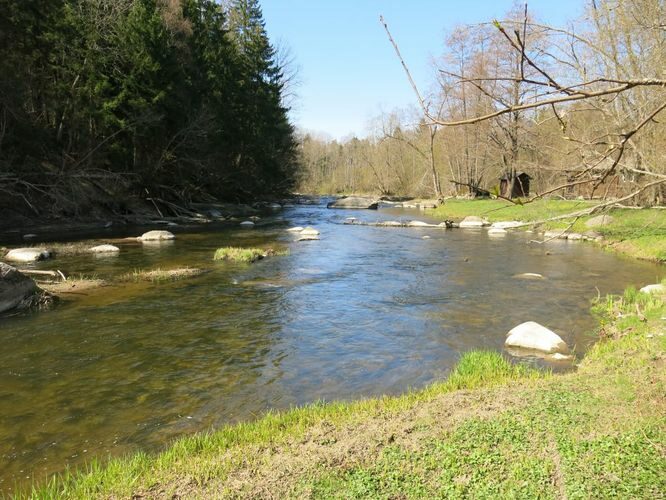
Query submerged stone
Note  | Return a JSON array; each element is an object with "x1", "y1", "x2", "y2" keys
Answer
[
  {"x1": 407, "y1": 220, "x2": 432, "y2": 227},
  {"x1": 287, "y1": 226, "x2": 304, "y2": 232},
  {"x1": 90, "y1": 244, "x2": 120, "y2": 254},
  {"x1": 239, "y1": 221, "x2": 255, "y2": 228},
  {"x1": 487, "y1": 227, "x2": 507, "y2": 236},
  {"x1": 300, "y1": 227, "x2": 320, "y2": 236},
  {"x1": 513, "y1": 273, "x2": 545, "y2": 280}
]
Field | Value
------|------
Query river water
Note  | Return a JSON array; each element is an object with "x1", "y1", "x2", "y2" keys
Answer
[{"x1": 0, "y1": 201, "x2": 662, "y2": 492}]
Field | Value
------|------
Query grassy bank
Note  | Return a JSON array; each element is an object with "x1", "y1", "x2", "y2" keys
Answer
[
  {"x1": 25, "y1": 289, "x2": 665, "y2": 498},
  {"x1": 429, "y1": 199, "x2": 666, "y2": 262}
]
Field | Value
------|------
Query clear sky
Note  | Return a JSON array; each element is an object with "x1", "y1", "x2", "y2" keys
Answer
[{"x1": 261, "y1": 1, "x2": 586, "y2": 140}]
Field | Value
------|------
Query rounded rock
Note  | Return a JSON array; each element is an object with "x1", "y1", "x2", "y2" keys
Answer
[
  {"x1": 300, "y1": 226, "x2": 320, "y2": 236},
  {"x1": 90, "y1": 244, "x2": 120, "y2": 254},
  {"x1": 139, "y1": 230, "x2": 175, "y2": 241},
  {"x1": 4, "y1": 248, "x2": 51, "y2": 263},
  {"x1": 505, "y1": 321, "x2": 569, "y2": 354}
]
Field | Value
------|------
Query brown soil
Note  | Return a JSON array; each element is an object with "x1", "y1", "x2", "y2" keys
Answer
[{"x1": 41, "y1": 279, "x2": 108, "y2": 295}]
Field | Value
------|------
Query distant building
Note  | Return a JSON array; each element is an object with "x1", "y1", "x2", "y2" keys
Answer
[{"x1": 499, "y1": 172, "x2": 531, "y2": 198}]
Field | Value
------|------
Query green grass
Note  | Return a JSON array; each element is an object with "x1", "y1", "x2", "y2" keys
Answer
[
  {"x1": 24, "y1": 352, "x2": 543, "y2": 499},
  {"x1": 213, "y1": 246, "x2": 287, "y2": 263},
  {"x1": 430, "y1": 199, "x2": 666, "y2": 262},
  {"x1": 430, "y1": 198, "x2": 593, "y2": 222}
]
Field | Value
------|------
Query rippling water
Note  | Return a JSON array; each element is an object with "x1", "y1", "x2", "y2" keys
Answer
[{"x1": 0, "y1": 202, "x2": 662, "y2": 492}]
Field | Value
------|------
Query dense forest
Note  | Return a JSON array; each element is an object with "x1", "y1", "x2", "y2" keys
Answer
[
  {"x1": 299, "y1": 0, "x2": 666, "y2": 206},
  {"x1": 0, "y1": 0, "x2": 298, "y2": 221}
]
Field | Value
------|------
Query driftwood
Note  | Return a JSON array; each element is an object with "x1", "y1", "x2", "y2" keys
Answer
[{"x1": 18, "y1": 269, "x2": 67, "y2": 282}]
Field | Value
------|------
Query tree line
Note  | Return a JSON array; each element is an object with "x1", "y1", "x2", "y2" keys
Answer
[
  {"x1": 299, "y1": 0, "x2": 666, "y2": 207},
  {"x1": 0, "y1": 0, "x2": 298, "y2": 220}
]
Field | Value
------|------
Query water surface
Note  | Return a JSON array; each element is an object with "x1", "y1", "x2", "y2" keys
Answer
[{"x1": 0, "y1": 202, "x2": 662, "y2": 492}]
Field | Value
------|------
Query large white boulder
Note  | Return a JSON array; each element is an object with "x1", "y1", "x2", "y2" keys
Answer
[
  {"x1": 327, "y1": 196, "x2": 379, "y2": 209},
  {"x1": 286, "y1": 226, "x2": 304, "y2": 232},
  {"x1": 407, "y1": 220, "x2": 432, "y2": 227},
  {"x1": 459, "y1": 216, "x2": 489, "y2": 228},
  {"x1": 0, "y1": 263, "x2": 37, "y2": 313},
  {"x1": 4, "y1": 248, "x2": 51, "y2": 262},
  {"x1": 139, "y1": 230, "x2": 175, "y2": 241},
  {"x1": 639, "y1": 284, "x2": 665, "y2": 294},
  {"x1": 505, "y1": 321, "x2": 569, "y2": 354}
]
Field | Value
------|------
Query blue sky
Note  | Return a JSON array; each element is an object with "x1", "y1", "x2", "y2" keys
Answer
[{"x1": 261, "y1": 1, "x2": 586, "y2": 139}]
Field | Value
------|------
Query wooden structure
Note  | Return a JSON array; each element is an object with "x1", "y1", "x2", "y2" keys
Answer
[{"x1": 499, "y1": 172, "x2": 531, "y2": 198}]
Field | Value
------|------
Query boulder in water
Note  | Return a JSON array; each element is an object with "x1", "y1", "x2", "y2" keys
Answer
[
  {"x1": 138, "y1": 230, "x2": 175, "y2": 241},
  {"x1": 287, "y1": 226, "x2": 304, "y2": 232},
  {"x1": 0, "y1": 263, "x2": 38, "y2": 313},
  {"x1": 505, "y1": 321, "x2": 569, "y2": 354},
  {"x1": 239, "y1": 221, "x2": 255, "y2": 228},
  {"x1": 327, "y1": 196, "x2": 379, "y2": 209},
  {"x1": 459, "y1": 216, "x2": 489, "y2": 228},
  {"x1": 4, "y1": 248, "x2": 51, "y2": 263},
  {"x1": 90, "y1": 244, "x2": 120, "y2": 254},
  {"x1": 487, "y1": 227, "x2": 507, "y2": 236},
  {"x1": 300, "y1": 227, "x2": 320, "y2": 236}
]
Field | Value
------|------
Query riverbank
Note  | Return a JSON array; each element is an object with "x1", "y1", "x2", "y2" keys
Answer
[
  {"x1": 428, "y1": 199, "x2": 666, "y2": 263},
  {"x1": 24, "y1": 286, "x2": 665, "y2": 498}
]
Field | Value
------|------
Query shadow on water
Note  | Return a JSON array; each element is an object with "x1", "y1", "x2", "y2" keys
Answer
[{"x1": 0, "y1": 202, "x2": 662, "y2": 492}]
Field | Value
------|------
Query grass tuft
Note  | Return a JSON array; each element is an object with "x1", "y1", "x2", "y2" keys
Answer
[{"x1": 213, "y1": 246, "x2": 287, "y2": 263}]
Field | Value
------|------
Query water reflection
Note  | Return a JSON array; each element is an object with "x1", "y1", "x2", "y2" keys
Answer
[{"x1": 0, "y1": 203, "x2": 662, "y2": 492}]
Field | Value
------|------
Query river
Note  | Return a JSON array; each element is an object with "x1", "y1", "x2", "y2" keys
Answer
[{"x1": 0, "y1": 200, "x2": 661, "y2": 493}]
